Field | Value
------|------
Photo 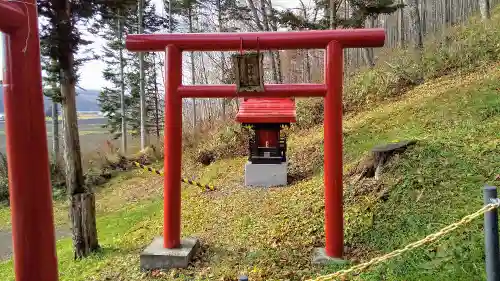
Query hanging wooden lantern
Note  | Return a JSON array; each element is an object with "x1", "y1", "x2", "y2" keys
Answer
[{"x1": 232, "y1": 52, "x2": 265, "y2": 92}]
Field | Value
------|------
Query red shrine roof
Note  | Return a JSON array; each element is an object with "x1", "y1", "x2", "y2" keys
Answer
[{"x1": 236, "y1": 98, "x2": 296, "y2": 124}]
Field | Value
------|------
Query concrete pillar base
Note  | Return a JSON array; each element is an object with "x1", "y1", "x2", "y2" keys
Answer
[
  {"x1": 140, "y1": 236, "x2": 199, "y2": 271},
  {"x1": 244, "y1": 161, "x2": 287, "y2": 187},
  {"x1": 311, "y1": 248, "x2": 349, "y2": 265}
]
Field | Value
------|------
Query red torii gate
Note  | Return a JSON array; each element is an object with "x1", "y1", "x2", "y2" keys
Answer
[
  {"x1": 0, "y1": 1, "x2": 59, "y2": 281},
  {"x1": 126, "y1": 29, "x2": 385, "y2": 259}
]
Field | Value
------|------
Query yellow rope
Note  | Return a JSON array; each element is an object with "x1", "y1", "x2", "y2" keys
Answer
[
  {"x1": 307, "y1": 202, "x2": 500, "y2": 281},
  {"x1": 133, "y1": 162, "x2": 217, "y2": 191}
]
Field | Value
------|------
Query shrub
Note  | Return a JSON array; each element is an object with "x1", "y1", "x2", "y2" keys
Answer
[
  {"x1": 0, "y1": 153, "x2": 67, "y2": 202},
  {"x1": 195, "y1": 121, "x2": 251, "y2": 165},
  {"x1": 287, "y1": 139, "x2": 324, "y2": 183},
  {"x1": 295, "y1": 98, "x2": 324, "y2": 129},
  {"x1": 0, "y1": 153, "x2": 8, "y2": 202},
  {"x1": 84, "y1": 167, "x2": 112, "y2": 187}
]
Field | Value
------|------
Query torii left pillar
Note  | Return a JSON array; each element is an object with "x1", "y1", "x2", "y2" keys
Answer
[{"x1": 0, "y1": 1, "x2": 59, "y2": 281}]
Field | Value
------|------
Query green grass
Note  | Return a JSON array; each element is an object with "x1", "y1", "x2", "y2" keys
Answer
[{"x1": 0, "y1": 62, "x2": 498, "y2": 281}]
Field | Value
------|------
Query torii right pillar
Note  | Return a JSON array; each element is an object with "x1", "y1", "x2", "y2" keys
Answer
[{"x1": 312, "y1": 41, "x2": 347, "y2": 264}]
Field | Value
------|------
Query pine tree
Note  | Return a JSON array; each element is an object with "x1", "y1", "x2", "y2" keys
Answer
[
  {"x1": 38, "y1": 0, "x2": 100, "y2": 259},
  {"x1": 146, "y1": 54, "x2": 165, "y2": 140},
  {"x1": 98, "y1": 0, "x2": 167, "y2": 140},
  {"x1": 95, "y1": 2, "x2": 136, "y2": 141}
]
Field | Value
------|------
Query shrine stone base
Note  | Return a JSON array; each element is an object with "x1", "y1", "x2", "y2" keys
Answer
[
  {"x1": 140, "y1": 237, "x2": 199, "y2": 271},
  {"x1": 311, "y1": 248, "x2": 349, "y2": 265},
  {"x1": 244, "y1": 161, "x2": 287, "y2": 187}
]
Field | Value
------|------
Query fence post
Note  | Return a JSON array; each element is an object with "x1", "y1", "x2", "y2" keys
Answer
[{"x1": 484, "y1": 185, "x2": 500, "y2": 281}]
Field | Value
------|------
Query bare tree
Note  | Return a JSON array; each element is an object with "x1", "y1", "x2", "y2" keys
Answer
[
  {"x1": 398, "y1": 0, "x2": 405, "y2": 48},
  {"x1": 299, "y1": 0, "x2": 312, "y2": 82},
  {"x1": 216, "y1": 0, "x2": 228, "y2": 120},
  {"x1": 152, "y1": 54, "x2": 161, "y2": 141},
  {"x1": 52, "y1": 101, "x2": 60, "y2": 158},
  {"x1": 266, "y1": 0, "x2": 283, "y2": 83},
  {"x1": 407, "y1": 0, "x2": 424, "y2": 51},
  {"x1": 138, "y1": 0, "x2": 148, "y2": 149},
  {"x1": 118, "y1": 9, "x2": 127, "y2": 153},
  {"x1": 363, "y1": 16, "x2": 376, "y2": 68},
  {"x1": 479, "y1": 0, "x2": 491, "y2": 20}
]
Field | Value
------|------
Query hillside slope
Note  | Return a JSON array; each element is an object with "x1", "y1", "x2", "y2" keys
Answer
[{"x1": 0, "y1": 62, "x2": 497, "y2": 281}]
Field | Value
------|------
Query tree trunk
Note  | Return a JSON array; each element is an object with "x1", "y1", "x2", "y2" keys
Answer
[
  {"x1": 443, "y1": 0, "x2": 451, "y2": 27},
  {"x1": 169, "y1": 0, "x2": 173, "y2": 32},
  {"x1": 398, "y1": 0, "x2": 405, "y2": 48},
  {"x1": 479, "y1": 0, "x2": 491, "y2": 20},
  {"x1": 138, "y1": 0, "x2": 148, "y2": 149},
  {"x1": 152, "y1": 54, "x2": 161, "y2": 141},
  {"x1": 420, "y1": 0, "x2": 426, "y2": 35},
  {"x1": 57, "y1": 0, "x2": 99, "y2": 259},
  {"x1": 299, "y1": 0, "x2": 311, "y2": 82},
  {"x1": 266, "y1": 0, "x2": 283, "y2": 83},
  {"x1": 61, "y1": 61, "x2": 99, "y2": 259},
  {"x1": 118, "y1": 9, "x2": 127, "y2": 153},
  {"x1": 362, "y1": 17, "x2": 376, "y2": 68},
  {"x1": 247, "y1": 0, "x2": 264, "y2": 30},
  {"x1": 344, "y1": 0, "x2": 350, "y2": 69},
  {"x1": 217, "y1": 0, "x2": 227, "y2": 120},
  {"x1": 188, "y1": 7, "x2": 197, "y2": 130},
  {"x1": 329, "y1": 0, "x2": 338, "y2": 29},
  {"x1": 70, "y1": 192, "x2": 99, "y2": 259},
  {"x1": 407, "y1": 0, "x2": 424, "y2": 51},
  {"x1": 52, "y1": 101, "x2": 59, "y2": 159},
  {"x1": 252, "y1": 0, "x2": 277, "y2": 83}
]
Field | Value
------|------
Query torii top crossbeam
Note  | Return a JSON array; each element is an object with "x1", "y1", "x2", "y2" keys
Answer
[{"x1": 126, "y1": 28, "x2": 385, "y2": 52}]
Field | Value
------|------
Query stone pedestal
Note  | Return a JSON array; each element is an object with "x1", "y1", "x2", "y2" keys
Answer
[
  {"x1": 140, "y1": 237, "x2": 199, "y2": 271},
  {"x1": 244, "y1": 161, "x2": 287, "y2": 187},
  {"x1": 311, "y1": 248, "x2": 349, "y2": 265}
]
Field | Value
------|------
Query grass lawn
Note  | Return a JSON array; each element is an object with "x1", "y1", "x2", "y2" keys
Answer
[{"x1": 0, "y1": 63, "x2": 498, "y2": 280}]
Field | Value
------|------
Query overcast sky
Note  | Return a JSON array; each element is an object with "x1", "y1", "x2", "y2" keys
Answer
[{"x1": 0, "y1": 0, "x2": 300, "y2": 90}]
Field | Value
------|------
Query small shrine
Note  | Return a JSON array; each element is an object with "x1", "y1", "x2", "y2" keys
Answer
[
  {"x1": 231, "y1": 48, "x2": 296, "y2": 187},
  {"x1": 236, "y1": 98, "x2": 296, "y2": 187}
]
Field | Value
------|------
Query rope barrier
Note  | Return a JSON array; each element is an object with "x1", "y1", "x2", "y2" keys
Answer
[
  {"x1": 133, "y1": 162, "x2": 217, "y2": 192},
  {"x1": 307, "y1": 201, "x2": 500, "y2": 281}
]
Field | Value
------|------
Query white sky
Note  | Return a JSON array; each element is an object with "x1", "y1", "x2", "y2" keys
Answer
[{"x1": 0, "y1": 0, "x2": 300, "y2": 90}]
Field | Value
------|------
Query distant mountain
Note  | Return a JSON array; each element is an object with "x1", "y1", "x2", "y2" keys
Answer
[{"x1": 0, "y1": 86, "x2": 101, "y2": 112}]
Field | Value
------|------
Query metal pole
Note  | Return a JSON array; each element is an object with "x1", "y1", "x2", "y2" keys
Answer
[
  {"x1": 324, "y1": 40, "x2": 344, "y2": 258},
  {"x1": 1, "y1": 1, "x2": 59, "y2": 280},
  {"x1": 163, "y1": 45, "x2": 182, "y2": 248},
  {"x1": 484, "y1": 185, "x2": 500, "y2": 281}
]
